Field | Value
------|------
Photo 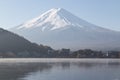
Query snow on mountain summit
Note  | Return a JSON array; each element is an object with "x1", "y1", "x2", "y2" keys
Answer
[
  {"x1": 18, "y1": 8, "x2": 70, "y2": 30},
  {"x1": 17, "y1": 8, "x2": 105, "y2": 31}
]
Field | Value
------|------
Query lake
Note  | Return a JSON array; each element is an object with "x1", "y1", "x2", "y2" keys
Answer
[{"x1": 0, "y1": 58, "x2": 120, "y2": 80}]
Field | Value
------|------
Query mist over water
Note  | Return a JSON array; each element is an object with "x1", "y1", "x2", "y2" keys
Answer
[{"x1": 0, "y1": 59, "x2": 120, "y2": 80}]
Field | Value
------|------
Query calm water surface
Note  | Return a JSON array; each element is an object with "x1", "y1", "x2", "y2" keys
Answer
[{"x1": 0, "y1": 59, "x2": 120, "y2": 80}]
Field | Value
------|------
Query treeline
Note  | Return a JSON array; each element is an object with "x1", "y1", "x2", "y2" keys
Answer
[
  {"x1": 0, "y1": 47, "x2": 120, "y2": 58},
  {"x1": 46, "y1": 49, "x2": 120, "y2": 58}
]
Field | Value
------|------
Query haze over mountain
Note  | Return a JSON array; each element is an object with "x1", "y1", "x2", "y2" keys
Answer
[
  {"x1": 0, "y1": 28, "x2": 52, "y2": 57},
  {"x1": 10, "y1": 8, "x2": 120, "y2": 50}
]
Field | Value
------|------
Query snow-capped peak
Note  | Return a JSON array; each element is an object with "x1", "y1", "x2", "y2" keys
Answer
[
  {"x1": 16, "y1": 8, "x2": 108, "y2": 32},
  {"x1": 17, "y1": 8, "x2": 71, "y2": 30},
  {"x1": 10, "y1": 8, "x2": 120, "y2": 50}
]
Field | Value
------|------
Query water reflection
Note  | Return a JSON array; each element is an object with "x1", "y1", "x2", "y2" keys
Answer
[
  {"x1": 0, "y1": 63, "x2": 52, "y2": 80},
  {"x1": 0, "y1": 60, "x2": 119, "y2": 80}
]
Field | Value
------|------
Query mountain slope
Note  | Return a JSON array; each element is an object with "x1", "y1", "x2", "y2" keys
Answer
[
  {"x1": 0, "y1": 28, "x2": 52, "y2": 57},
  {"x1": 10, "y1": 8, "x2": 120, "y2": 50}
]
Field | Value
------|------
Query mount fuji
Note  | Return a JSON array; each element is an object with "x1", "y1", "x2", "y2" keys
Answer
[{"x1": 10, "y1": 8, "x2": 120, "y2": 50}]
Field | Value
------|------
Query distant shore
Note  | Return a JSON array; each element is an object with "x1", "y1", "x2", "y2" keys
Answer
[{"x1": 0, "y1": 58, "x2": 120, "y2": 63}]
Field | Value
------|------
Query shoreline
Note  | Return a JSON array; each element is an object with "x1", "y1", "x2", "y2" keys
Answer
[{"x1": 0, "y1": 58, "x2": 120, "y2": 63}]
